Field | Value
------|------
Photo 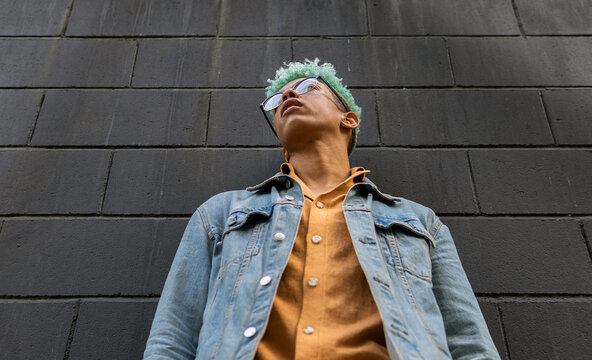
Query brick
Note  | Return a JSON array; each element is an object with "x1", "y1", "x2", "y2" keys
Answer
[
  {"x1": 69, "y1": 301, "x2": 157, "y2": 360},
  {"x1": 32, "y1": 90, "x2": 208, "y2": 146},
  {"x1": 0, "y1": 150, "x2": 110, "y2": 214},
  {"x1": 350, "y1": 149, "x2": 477, "y2": 214},
  {"x1": 133, "y1": 39, "x2": 291, "y2": 88},
  {"x1": 501, "y1": 302, "x2": 592, "y2": 360},
  {"x1": 441, "y1": 218, "x2": 592, "y2": 294},
  {"x1": 469, "y1": 150, "x2": 592, "y2": 214},
  {"x1": 448, "y1": 37, "x2": 592, "y2": 86},
  {"x1": 0, "y1": 39, "x2": 136, "y2": 87},
  {"x1": 377, "y1": 89, "x2": 552, "y2": 146},
  {"x1": 67, "y1": 0, "x2": 217, "y2": 36},
  {"x1": 218, "y1": 0, "x2": 366, "y2": 36},
  {"x1": 0, "y1": 90, "x2": 42, "y2": 145},
  {"x1": 294, "y1": 38, "x2": 452, "y2": 87},
  {"x1": 542, "y1": 89, "x2": 592, "y2": 145},
  {"x1": 515, "y1": 0, "x2": 592, "y2": 35},
  {"x1": 0, "y1": 0, "x2": 70, "y2": 35},
  {"x1": 207, "y1": 90, "x2": 279, "y2": 146},
  {"x1": 103, "y1": 149, "x2": 285, "y2": 215},
  {"x1": 351, "y1": 90, "x2": 380, "y2": 146},
  {"x1": 477, "y1": 302, "x2": 508, "y2": 359},
  {"x1": 0, "y1": 219, "x2": 186, "y2": 296},
  {"x1": 369, "y1": 0, "x2": 519, "y2": 35},
  {"x1": 0, "y1": 302, "x2": 73, "y2": 360}
]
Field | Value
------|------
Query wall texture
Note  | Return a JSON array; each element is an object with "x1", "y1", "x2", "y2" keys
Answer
[{"x1": 1, "y1": 0, "x2": 591, "y2": 359}]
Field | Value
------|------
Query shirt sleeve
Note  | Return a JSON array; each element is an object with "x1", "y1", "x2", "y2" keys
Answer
[
  {"x1": 430, "y1": 217, "x2": 502, "y2": 360},
  {"x1": 143, "y1": 207, "x2": 213, "y2": 360}
]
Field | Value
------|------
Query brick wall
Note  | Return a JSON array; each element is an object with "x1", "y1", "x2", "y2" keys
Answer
[{"x1": 1, "y1": 1, "x2": 591, "y2": 359}]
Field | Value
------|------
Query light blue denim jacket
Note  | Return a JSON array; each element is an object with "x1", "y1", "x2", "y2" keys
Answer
[{"x1": 143, "y1": 172, "x2": 501, "y2": 360}]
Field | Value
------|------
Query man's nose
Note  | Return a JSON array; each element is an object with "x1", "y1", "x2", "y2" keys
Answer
[{"x1": 281, "y1": 88, "x2": 299, "y2": 103}]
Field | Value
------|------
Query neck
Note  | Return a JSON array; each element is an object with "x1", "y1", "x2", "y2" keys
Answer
[{"x1": 286, "y1": 140, "x2": 351, "y2": 197}]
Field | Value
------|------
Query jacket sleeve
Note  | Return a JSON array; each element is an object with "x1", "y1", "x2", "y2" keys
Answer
[
  {"x1": 143, "y1": 207, "x2": 213, "y2": 360},
  {"x1": 430, "y1": 217, "x2": 501, "y2": 360}
]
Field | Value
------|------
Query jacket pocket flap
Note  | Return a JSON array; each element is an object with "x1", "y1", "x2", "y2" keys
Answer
[{"x1": 374, "y1": 215, "x2": 436, "y2": 249}]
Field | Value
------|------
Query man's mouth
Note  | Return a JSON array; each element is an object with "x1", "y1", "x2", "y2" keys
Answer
[
  {"x1": 282, "y1": 104, "x2": 300, "y2": 116},
  {"x1": 280, "y1": 99, "x2": 303, "y2": 117}
]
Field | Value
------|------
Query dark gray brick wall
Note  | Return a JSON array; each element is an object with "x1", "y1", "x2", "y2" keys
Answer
[{"x1": 1, "y1": 1, "x2": 590, "y2": 359}]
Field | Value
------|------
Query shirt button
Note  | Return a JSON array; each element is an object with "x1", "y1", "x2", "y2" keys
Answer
[
  {"x1": 243, "y1": 326, "x2": 257, "y2": 338},
  {"x1": 316, "y1": 201, "x2": 324, "y2": 208},
  {"x1": 285, "y1": 195, "x2": 295, "y2": 201},
  {"x1": 311, "y1": 235, "x2": 322, "y2": 244},
  {"x1": 274, "y1": 232, "x2": 286, "y2": 241},
  {"x1": 303, "y1": 326, "x2": 315, "y2": 334},
  {"x1": 260, "y1": 275, "x2": 272, "y2": 286},
  {"x1": 308, "y1": 277, "x2": 318, "y2": 287}
]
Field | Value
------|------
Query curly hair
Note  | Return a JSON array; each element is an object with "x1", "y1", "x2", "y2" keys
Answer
[{"x1": 265, "y1": 58, "x2": 361, "y2": 155}]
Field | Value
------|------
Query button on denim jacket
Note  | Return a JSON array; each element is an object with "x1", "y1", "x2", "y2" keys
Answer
[{"x1": 144, "y1": 173, "x2": 501, "y2": 360}]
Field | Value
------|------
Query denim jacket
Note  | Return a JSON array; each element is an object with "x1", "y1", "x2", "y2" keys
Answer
[{"x1": 143, "y1": 172, "x2": 501, "y2": 360}]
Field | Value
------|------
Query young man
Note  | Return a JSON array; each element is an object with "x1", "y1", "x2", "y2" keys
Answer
[{"x1": 143, "y1": 58, "x2": 501, "y2": 359}]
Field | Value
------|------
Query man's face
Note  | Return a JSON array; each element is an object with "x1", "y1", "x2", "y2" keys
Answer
[{"x1": 272, "y1": 77, "x2": 347, "y2": 150}]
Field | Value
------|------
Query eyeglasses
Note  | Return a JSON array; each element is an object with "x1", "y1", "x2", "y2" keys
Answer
[{"x1": 259, "y1": 74, "x2": 351, "y2": 138}]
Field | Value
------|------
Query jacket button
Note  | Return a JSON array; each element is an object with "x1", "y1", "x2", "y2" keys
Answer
[
  {"x1": 311, "y1": 235, "x2": 322, "y2": 244},
  {"x1": 302, "y1": 326, "x2": 315, "y2": 334},
  {"x1": 243, "y1": 326, "x2": 257, "y2": 338},
  {"x1": 308, "y1": 277, "x2": 318, "y2": 287},
  {"x1": 274, "y1": 232, "x2": 286, "y2": 241},
  {"x1": 260, "y1": 276, "x2": 272, "y2": 286},
  {"x1": 285, "y1": 195, "x2": 295, "y2": 201},
  {"x1": 316, "y1": 201, "x2": 324, "y2": 208}
]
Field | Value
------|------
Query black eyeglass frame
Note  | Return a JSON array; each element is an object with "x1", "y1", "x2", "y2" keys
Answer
[{"x1": 259, "y1": 74, "x2": 351, "y2": 138}]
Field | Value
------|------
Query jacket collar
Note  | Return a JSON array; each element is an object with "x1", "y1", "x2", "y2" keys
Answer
[{"x1": 246, "y1": 172, "x2": 402, "y2": 203}]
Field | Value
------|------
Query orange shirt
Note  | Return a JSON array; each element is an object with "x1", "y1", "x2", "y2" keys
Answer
[{"x1": 255, "y1": 163, "x2": 389, "y2": 360}]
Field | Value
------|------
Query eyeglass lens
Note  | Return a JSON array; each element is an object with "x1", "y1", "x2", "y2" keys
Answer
[{"x1": 262, "y1": 78, "x2": 319, "y2": 111}]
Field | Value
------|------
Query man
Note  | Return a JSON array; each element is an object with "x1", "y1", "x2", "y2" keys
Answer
[{"x1": 143, "y1": 58, "x2": 501, "y2": 359}]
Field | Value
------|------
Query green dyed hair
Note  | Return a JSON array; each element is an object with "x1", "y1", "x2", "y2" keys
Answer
[{"x1": 265, "y1": 58, "x2": 361, "y2": 156}]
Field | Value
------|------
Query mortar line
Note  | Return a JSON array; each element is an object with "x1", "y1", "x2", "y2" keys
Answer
[
  {"x1": 98, "y1": 151, "x2": 115, "y2": 213},
  {"x1": 62, "y1": 300, "x2": 80, "y2": 360},
  {"x1": 578, "y1": 221, "x2": 592, "y2": 265},
  {"x1": 497, "y1": 304, "x2": 513, "y2": 360},
  {"x1": 128, "y1": 40, "x2": 140, "y2": 87},
  {"x1": 510, "y1": 0, "x2": 526, "y2": 37},
  {"x1": 443, "y1": 37, "x2": 456, "y2": 87},
  {"x1": 538, "y1": 89, "x2": 557, "y2": 145},
  {"x1": 26, "y1": 92, "x2": 45, "y2": 145},
  {"x1": 204, "y1": 91, "x2": 212, "y2": 145},
  {"x1": 466, "y1": 151, "x2": 482, "y2": 214},
  {"x1": 60, "y1": 0, "x2": 76, "y2": 36}
]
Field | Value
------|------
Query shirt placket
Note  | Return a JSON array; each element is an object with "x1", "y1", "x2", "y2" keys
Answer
[{"x1": 294, "y1": 194, "x2": 328, "y2": 360}]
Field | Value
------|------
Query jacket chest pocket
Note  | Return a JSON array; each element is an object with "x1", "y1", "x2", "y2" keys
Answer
[
  {"x1": 218, "y1": 208, "x2": 272, "y2": 269},
  {"x1": 374, "y1": 217, "x2": 435, "y2": 282}
]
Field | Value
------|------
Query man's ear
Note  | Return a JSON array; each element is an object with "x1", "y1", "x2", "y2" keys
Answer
[
  {"x1": 282, "y1": 147, "x2": 290, "y2": 162},
  {"x1": 341, "y1": 111, "x2": 359, "y2": 130}
]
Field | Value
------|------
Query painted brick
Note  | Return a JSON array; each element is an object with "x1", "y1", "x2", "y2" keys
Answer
[
  {"x1": 0, "y1": 39, "x2": 136, "y2": 87},
  {"x1": 103, "y1": 149, "x2": 285, "y2": 215},
  {"x1": 441, "y1": 218, "x2": 592, "y2": 294},
  {"x1": 0, "y1": 90, "x2": 42, "y2": 145},
  {"x1": 0, "y1": 150, "x2": 110, "y2": 214},
  {"x1": 350, "y1": 149, "x2": 477, "y2": 214},
  {"x1": 515, "y1": 0, "x2": 592, "y2": 35},
  {"x1": 351, "y1": 90, "x2": 380, "y2": 146},
  {"x1": 542, "y1": 89, "x2": 592, "y2": 145},
  {"x1": 293, "y1": 38, "x2": 453, "y2": 87},
  {"x1": 218, "y1": 0, "x2": 366, "y2": 36},
  {"x1": 0, "y1": 302, "x2": 73, "y2": 360},
  {"x1": 449, "y1": 37, "x2": 592, "y2": 86},
  {"x1": 0, "y1": 219, "x2": 186, "y2": 296},
  {"x1": 133, "y1": 39, "x2": 291, "y2": 88},
  {"x1": 469, "y1": 150, "x2": 592, "y2": 214},
  {"x1": 477, "y1": 301, "x2": 508, "y2": 359},
  {"x1": 32, "y1": 90, "x2": 208, "y2": 146},
  {"x1": 501, "y1": 302, "x2": 592, "y2": 360},
  {"x1": 369, "y1": 0, "x2": 519, "y2": 35},
  {"x1": 377, "y1": 89, "x2": 552, "y2": 146},
  {"x1": 0, "y1": 0, "x2": 70, "y2": 35},
  {"x1": 69, "y1": 301, "x2": 158, "y2": 360},
  {"x1": 67, "y1": 0, "x2": 217, "y2": 36},
  {"x1": 207, "y1": 90, "x2": 279, "y2": 146}
]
